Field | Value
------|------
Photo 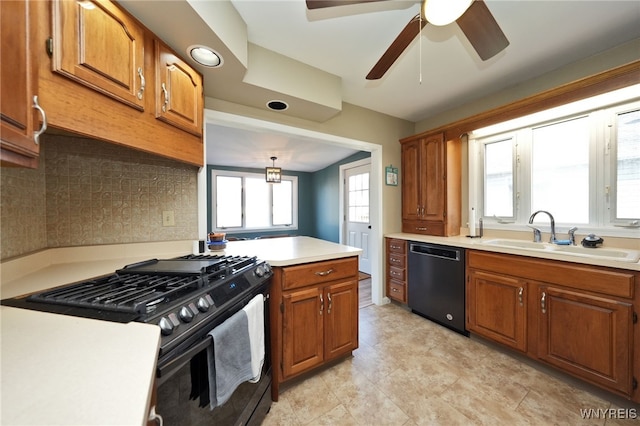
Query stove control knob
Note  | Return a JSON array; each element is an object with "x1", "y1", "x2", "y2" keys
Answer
[
  {"x1": 158, "y1": 317, "x2": 174, "y2": 335},
  {"x1": 196, "y1": 297, "x2": 210, "y2": 312},
  {"x1": 255, "y1": 265, "x2": 265, "y2": 277},
  {"x1": 179, "y1": 306, "x2": 194, "y2": 323}
]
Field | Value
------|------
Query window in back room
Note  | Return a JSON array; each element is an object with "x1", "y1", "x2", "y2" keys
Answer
[{"x1": 211, "y1": 170, "x2": 298, "y2": 233}]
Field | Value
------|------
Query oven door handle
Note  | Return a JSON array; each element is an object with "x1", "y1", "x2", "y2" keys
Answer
[{"x1": 156, "y1": 335, "x2": 213, "y2": 385}]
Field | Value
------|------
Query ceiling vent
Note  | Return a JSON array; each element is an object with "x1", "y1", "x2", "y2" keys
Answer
[{"x1": 267, "y1": 100, "x2": 289, "y2": 111}]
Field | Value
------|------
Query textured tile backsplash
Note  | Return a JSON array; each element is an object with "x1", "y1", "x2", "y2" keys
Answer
[{"x1": 1, "y1": 134, "x2": 199, "y2": 260}]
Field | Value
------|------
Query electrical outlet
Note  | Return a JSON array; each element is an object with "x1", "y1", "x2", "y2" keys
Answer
[{"x1": 162, "y1": 210, "x2": 175, "y2": 227}]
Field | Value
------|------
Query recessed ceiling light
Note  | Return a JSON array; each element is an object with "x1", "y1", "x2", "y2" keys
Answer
[
  {"x1": 267, "y1": 100, "x2": 289, "y2": 111},
  {"x1": 187, "y1": 45, "x2": 223, "y2": 68}
]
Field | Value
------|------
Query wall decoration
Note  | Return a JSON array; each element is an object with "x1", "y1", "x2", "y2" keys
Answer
[{"x1": 385, "y1": 165, "x2": 398, "y2": 186}]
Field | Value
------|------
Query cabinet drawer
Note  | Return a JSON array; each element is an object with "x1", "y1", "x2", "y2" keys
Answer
[
  {"x1": 387, "y1": 239, "x2": 406, "y2": 254},
  {"x1": 388, "y1": 253, "x2": 406, "y2": 268},
  {"x1": 282, "y1": 257, "x2": 358, "y2": 290},
  {"x1": 388, "y1": 266, "x2": 406, "y2": 281},
  {"x1": 402, "y1": 220, "x2": 445, "y2": 236},
  {"x1": 388, "y1": 279, "x2": 406, "y2": 302}
]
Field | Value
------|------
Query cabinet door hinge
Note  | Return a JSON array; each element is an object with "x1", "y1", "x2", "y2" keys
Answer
[
  {"x1": 633, "y1": 377, "x2": 638, "y2": 390},
  {"x1": 633, "y1": 311, "x2": 638, "y2": 324},
  {"x1": 280, "y1": 302, "x2": 284, "y2": 313},
  {"x1": 280, "y1": 361, "x2": 283, "y2": 373},
  {"x1": 46, "y1": 37, "x2": 54, "y2": 57}
]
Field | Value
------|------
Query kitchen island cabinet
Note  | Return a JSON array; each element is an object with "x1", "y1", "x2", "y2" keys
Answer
[
  {"x1": 278, "y1": 258, "x2": 359, "y2": 380},
  {"x1": 0, "y1": 0, "x2": 41, "y2": 168},
  {"x1": 467, "y1": 250, "x2": 638, "y2": 401}
]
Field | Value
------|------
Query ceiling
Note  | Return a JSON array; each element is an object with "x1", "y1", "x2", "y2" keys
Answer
[{"x1": 119, "y1": 0, "x2": 640, "y2": 172}]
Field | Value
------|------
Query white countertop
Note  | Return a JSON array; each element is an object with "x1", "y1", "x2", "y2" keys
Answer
[
  {"x1": 1, "y1": 306, "x2": 160, "y2": 425},
  {"x1": 0, "y1": 236, "x2": 360, "y2": 425},
  {"x1": 386, "y1": 233, "x2": 640, "y2": 271},
  {"x1": 221, "y1": 236, "x2": 362, "y2": 266}
]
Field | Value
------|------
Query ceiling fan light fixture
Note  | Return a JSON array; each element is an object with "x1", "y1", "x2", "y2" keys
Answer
[
  {"x1": 188, "y1": 45, "x2": 223, "y2": 67},
  {"x1": 423, "y1": 0, "x2": 473, "y2": 26}
]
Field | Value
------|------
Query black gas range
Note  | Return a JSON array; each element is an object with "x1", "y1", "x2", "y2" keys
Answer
[{"x1": 2, "y1": 254, "x2": 273, "y2": 374}]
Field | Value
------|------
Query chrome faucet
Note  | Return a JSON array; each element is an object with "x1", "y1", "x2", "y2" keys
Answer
[
  {"x1": 528, "y1": 210, "x2": 556, "y2": 243},
  {"x1": 567, "y1": 227, "x2": 578, "y2": 245}
]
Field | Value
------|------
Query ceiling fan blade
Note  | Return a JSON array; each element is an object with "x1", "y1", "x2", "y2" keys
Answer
[
  {"x1": 306, "y1": 0, "x2": 390, "y2": 10},
  {"x1": 456, "y1": 0, "x2": 509, "y2": 61},
  {"x1": 366, "y1": 14, "x2": 426, "y2": 80}
]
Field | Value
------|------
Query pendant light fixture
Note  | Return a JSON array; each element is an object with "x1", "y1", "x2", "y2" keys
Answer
[
  {"x1": 265, "y1": 156, "x2": 281, "y2": 183},
  {"x1": 423, "y1": 0, "x2": 473, "y2": 26}
]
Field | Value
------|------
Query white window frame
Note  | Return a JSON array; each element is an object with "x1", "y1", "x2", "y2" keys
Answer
[
  {"x1": 469, "y1": 92, "x2": 640, "y2": 239},
  {"x1": 210, "y1": 169, "x2": 298, "y2": 233}
]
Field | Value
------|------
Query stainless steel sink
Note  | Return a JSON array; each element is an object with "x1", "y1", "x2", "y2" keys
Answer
[{"x1": 480, "y1": 239, "x2": 640, "y2": 263}]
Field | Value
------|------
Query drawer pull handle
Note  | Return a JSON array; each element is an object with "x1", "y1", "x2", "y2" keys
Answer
[
  {"x1": 392, "y1": 288, "x2": 399, "y2": 292},
  {"x1": 315, "y1": 268, "x2": 334, "y2": 277},
  {"x1": 541, "y1": 291, "x2": 546, "y2": 314},
  {"x1": 518, "y1": 287, "x2": 523, "y2": 306}
]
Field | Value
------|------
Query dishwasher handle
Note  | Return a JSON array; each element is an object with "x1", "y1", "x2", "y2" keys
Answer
[{"x1": 410, "y1": 244, "x2": 460, "y2": 261}]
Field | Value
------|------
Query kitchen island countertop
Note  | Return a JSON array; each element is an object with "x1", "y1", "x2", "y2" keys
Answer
[{"x1": 0, "y1": 236, "x2": 360, "y2": 425}]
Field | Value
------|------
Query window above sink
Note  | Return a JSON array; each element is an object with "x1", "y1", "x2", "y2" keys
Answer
[{"x1": 468, "y1": 85, "x2": 640, "y2": 239}]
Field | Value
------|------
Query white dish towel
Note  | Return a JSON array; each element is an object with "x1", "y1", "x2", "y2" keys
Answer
[{"x1": 243, "y1": 294, "x2": 265, "y2": 383}]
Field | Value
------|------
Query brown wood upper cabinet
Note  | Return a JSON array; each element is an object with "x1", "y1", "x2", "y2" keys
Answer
[
  {"x1": 155, "y1": 40, "x2": 203, "y2": 137},
  {"x1": 400, "y1": 132, "x2": 461, "y2": 236},
  {"x1": 0, "y1": 0, "x2": 41, "y2": 168},
  {"x1": 28, "y1": 0, "x2": 204, "y2": 167},
  {"x1": 52, "y1": 0, "x2": 146, "y2": 111}
]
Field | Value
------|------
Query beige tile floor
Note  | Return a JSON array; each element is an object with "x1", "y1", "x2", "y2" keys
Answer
[{"x1": 263, "y1": 302, "x2": 639, "y2": 425}]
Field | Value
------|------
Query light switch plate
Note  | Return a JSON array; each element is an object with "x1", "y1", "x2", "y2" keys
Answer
[{"x1": 162, "y1": 210, "x2": 175, "y2": 227}]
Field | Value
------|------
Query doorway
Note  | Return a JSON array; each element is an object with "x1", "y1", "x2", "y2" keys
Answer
[
  {"x1": 202, "y1": 109, "x2": 384, "y2": 306},
  {"x1": 342, "y1": 159, "x2": 371, "y2": 275}
]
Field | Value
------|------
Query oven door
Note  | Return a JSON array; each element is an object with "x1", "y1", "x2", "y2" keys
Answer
[{"x1": 155, "y1": 284, "x2": 272, "y2": 426}]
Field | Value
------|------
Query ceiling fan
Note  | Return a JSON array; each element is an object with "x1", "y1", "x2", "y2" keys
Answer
[{"x1": 306, "y1": 0, "x2": 509, "y2": 80}]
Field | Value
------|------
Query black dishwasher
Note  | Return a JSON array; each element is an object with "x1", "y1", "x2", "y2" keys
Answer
[{"x1": 407, "y1": 242, "x2": 468, "y2": 336}]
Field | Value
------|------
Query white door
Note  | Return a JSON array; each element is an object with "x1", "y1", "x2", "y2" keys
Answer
[{"x1": 344, "y1": 163, "x2": 371, "y2": 274}]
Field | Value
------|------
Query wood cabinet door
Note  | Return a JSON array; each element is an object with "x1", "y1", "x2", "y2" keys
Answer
[
  {"x1": 401, "y1": 139, "x2": 421, "y2": 221},
  {"x1": 154, "y1": 40, "x2": 203, "y2": 136},
  {"x1": 467, "y1": 270, "x2": 527, "y2": 352},
  {"x1": 0, "y1": 0, "x2": 39, "y2": 166},
  {"x1": 324, "y1": 281, "x2": 359, "y2": 360},
  {"x1": 52, "y1": 0, "x2": 145, "y2": 110},
  {"x1": 421, "y1": 133, "x2": 444, "y2": 221},
  {"x1": 537, "y1": 285, "x2": 633, "y2": 395},
  {"x1": 282, "y1": 287, "x2": 324, "y2": 378}
]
